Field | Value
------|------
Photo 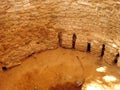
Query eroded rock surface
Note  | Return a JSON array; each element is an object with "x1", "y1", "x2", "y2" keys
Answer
[{"x1": 0, "y1": 0, "x2": 120, "y2": 67}]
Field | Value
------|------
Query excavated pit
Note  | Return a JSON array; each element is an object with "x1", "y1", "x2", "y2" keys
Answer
[{"x1": 0, "y1": 0, "x2": 120, "y2": 90}]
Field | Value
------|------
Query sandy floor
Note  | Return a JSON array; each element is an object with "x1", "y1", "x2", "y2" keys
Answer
[{"x1": 0, "y1": 48, "x2": 120, "y2": 90}]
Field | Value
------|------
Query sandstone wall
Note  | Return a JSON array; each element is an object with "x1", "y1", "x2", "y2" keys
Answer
[
  {"x1": 60, "y1": 31, "x2": 119, "y2": 65},
  {"x1": 0, "y1": 0, "x2": 120, "y2": 68}
]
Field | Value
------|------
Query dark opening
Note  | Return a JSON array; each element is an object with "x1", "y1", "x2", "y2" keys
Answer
[
  {"x1": 114, "y1": 59, "x2": 118, "y2": 64},
  {"x1": 116, "y1": 53, "x2": 119, "y2": 57},
  {"x1": 113, "y1": 53, "x2": 119, "y2": 64},
  {"x1": 72, "y1": 33, "x2": 77, "y2": 49},
  {"x1": 87, "y1": 43, "x2": 91, "y2": 52},
  {"x1": 101, "y1": 44, "x2": 105, "y2": 57},
  {"x1": 58, "y1": 32, "x2": 62, "y2": 47},
  {"x1": 2, "y1": 66, "x2": 7, "y2": 71}
]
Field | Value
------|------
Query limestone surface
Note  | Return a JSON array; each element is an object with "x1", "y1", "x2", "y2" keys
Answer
[{"x1": 0, "y1": 0, "x2": 120, "y2": 67}]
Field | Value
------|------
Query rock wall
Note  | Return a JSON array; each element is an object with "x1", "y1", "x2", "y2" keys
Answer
[
  {"x1": 0, "y1": 0, "x2": 120, "y2": 68},
  {"x1": 60, "y1": 31, "x2": 119, "y2": 65}
]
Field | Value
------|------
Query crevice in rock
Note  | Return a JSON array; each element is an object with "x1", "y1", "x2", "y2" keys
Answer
[
  {"x1": 87, "y1": 43, "x2": 91, "y2": 52},
  {"x1": 58, "y1": 32, "x2": 62, "y2": 47},
  {"x1": 101, "y1": 44, "x2": 105, "y2": 57},
  {"x1": 27, "y1": 52, "x2": 35, "y2": 58},
  {"x1": 113, "y1": 53, "x2": 119, "y2": 64},
  {"x1": 72, "y1": 33, "x2": 77, "y2": 49}
]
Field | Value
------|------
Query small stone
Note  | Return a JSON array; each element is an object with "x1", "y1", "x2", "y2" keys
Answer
[{"x1": 76, "y1": 81, "x2": 83, "y2": 87}]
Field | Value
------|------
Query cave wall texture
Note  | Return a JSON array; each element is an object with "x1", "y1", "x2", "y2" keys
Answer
[{"x1": 0, "y1": 0, "x2": 120, "y2": 68}]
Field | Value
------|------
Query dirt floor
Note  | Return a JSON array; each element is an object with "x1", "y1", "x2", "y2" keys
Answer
[{"x1": 0, "y1": 48, "x2": 120, "y2": 90}]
